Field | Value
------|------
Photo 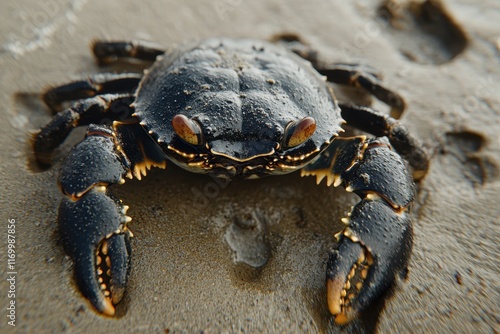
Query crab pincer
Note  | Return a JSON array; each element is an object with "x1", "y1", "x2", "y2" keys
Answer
[
  {"x1": 59, "y1": 189, "x2": 132, "y2": 315},
  {"x1": 56, "y1": 125, "x2": 134, "y2": 315},
  {"x1": 326, "y1": 199, "x2": 413, "y2": 324},
  {"x1": 304, "y1": 137, "x2": 415, "y2": 324}
]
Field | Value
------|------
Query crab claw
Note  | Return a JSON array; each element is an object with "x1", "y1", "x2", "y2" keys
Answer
[
  {"x1": 327, "y1": 199, "x2": 413, "y2": 325},
  {"x1": 58, "y1": 187, "x2": 131, "y2": 316}
]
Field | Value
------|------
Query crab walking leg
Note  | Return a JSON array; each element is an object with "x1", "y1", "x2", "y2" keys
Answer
[
  {"x1": 43, "y1": 73, "x2": 142, "y2": 112},
  {"x1": 316, "y1": 64, "x2": 407, "y2": 119},
  {"x1": 339, "y1": 104, "x2": 429, "y2": 180},
  {"x1": 301, "y1": 136, "x2": 415, "y2": 325},
  {"x1": 33, "y1": 94, "x2": 134, "y2": 165},
  {"x1": 274, "y1": 37, "x2": 406, "y2": 118},
  {"x1": 57, "y1": 123, "x2": 166, "y2": 316},
  {"x1": 92, "y1": 40, "x2": 166, "y2": 64}
]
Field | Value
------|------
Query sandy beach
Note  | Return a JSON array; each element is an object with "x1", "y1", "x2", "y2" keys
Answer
[{"x1": 0, "y1": 1, "x2": 498, "y2": 333}]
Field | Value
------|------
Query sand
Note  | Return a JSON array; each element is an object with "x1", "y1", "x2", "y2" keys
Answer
[{"x1": 0, "y1": 0, "x2": 498, "y2": 333}]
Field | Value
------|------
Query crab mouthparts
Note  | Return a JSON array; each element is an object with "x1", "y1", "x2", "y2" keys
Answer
[{"x1": 209, "y1": 139, "x2": 276, "y2": 162}]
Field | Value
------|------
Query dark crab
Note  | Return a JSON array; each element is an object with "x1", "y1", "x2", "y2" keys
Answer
[{"x1": 33, "y1": 36, "x2": 428, "y2": 324}]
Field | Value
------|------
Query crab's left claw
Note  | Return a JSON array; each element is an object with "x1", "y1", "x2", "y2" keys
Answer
[
  {"x1": 326, "y1": 198, "x2": 413, "y2": 325},
  {"x1": 58, "y1": 188, "x2": 132, "y2": 316}
]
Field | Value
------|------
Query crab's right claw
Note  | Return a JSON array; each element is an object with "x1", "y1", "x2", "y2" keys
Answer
[
  {"x1": 58, "y1": 188, "x2": 132, "y2": 316},
  {"x1": 326, "y1": 199, "x2": 413, "y2": 325}
]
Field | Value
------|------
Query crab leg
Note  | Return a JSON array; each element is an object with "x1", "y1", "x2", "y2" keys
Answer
[
  {"x1": 43, "y1": 73, "x2": 141, "y2": 112},
  {"x1": 316, "y1": 64, "x2": 407, "y2": 119},
  {"x1": 302, "y1": 136, "x2": 415, "y2": 325},
  {"x1": 33, "y1": 94, "x2": 134, "y2": 165},
  {"x1": 274, "y1": 35, "x2": 406, "y2": 118},
  {"x1": 57, "y1": 123, "x2": 165, "y2": 316},
  {"x1": 339, "y1": 103, "x2": 429, "y2": 180},
  {"x1": 92, "y1": 40, "x2": 165, "y2": 64}
]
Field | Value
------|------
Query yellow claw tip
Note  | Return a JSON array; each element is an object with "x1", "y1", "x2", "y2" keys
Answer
[
  {"x1": 334, "y1": 313, "x2": 350, "y2": 326},
  {"x1": 101, "y1": 298, "x2": 116, "y2": 317},
  {"x1": 327, "y1": 278, "x2": 342, "y2": 316}
]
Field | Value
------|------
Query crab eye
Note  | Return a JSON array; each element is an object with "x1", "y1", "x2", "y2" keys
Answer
[
  {"x1": 283, "y1": 117, "x2": 316, "y2": 148},
  {"x1": 172, "y1": 114, "x2": 203, "y2": 145}
]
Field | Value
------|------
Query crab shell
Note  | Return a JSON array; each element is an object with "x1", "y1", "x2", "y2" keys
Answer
[{"x1": 132, "y1": 38, "x2": 344, "y2": 178}]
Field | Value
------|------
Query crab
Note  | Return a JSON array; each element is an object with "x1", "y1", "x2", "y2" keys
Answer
[{"x1": 33, "y1": 35, "x2": 429, "y2": 325}]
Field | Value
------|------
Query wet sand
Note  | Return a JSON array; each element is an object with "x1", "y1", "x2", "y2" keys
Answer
[{"x1": 0, "y1": 0, "x2": 498, "y2": 333}]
